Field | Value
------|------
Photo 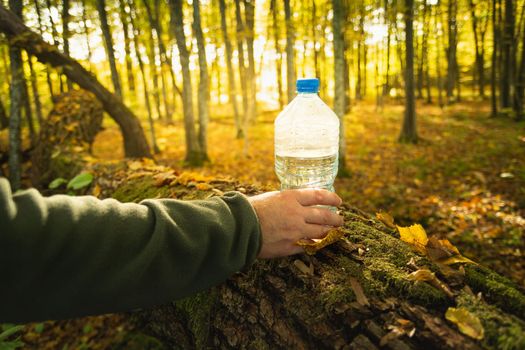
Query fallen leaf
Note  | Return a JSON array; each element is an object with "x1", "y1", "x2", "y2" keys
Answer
[
  {"x1": 380, "y1": 319, "x2": 416, "y2": 346},
  {"x1": 397, "y1": 224, "x2": 428, "y2": 254},
  {"x1": 440, "y1": 255, "x2": 476, "y2": 265},
  {"x1": 293, "y1": 259, "x2": 313, "y2": 276},
  {"x1": 349, "y1": 277, "x2": 370, "y2": 306},
  {"x1": 376, "y1": 211, "x2": 396, "y2": 229},
  {"x1": 408, "y1": 269, "x2": 454, "y2": 298},
  {"x1": 296, "y1": 227, "x2": 346, "y2": 255},
  {"x1": 445, "y1": 307, "x2": 484, "y2": 340}
]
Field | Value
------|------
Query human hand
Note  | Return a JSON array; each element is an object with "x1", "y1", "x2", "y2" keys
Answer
[{"x1": 248, "y1": 189, "x2": 344, "y2": 259}]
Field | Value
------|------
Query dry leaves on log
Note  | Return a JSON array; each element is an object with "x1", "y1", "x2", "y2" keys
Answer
[
  {"x1": 349, "y1": 277, "x2": 370, "y2": 306},
  {"x1": 408, "y1": 269, "x2": 454, "y2": 298},
  {"x1": 379, "y1": 318, "x2": 416, "y2": 347},
  {"x1": 445, "y1": 307, "x2": 485, "y2": 340},
  {"x1": 296, "y1": 227, "x2": 346, "y2": 255}
]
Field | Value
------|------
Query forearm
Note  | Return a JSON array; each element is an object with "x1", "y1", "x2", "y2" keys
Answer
[{"x1": 0, "y1": 178, "x2": 261, "y2": 322}]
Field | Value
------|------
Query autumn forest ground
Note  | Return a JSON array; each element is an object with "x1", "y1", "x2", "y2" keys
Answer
[{"x1": 2, "y1": 98, "x2": 525, "y2": 349}]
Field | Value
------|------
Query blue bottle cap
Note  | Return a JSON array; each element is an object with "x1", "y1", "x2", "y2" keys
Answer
[{"x1": 296, "y1": 78, "x2": 319, "y2": 93}]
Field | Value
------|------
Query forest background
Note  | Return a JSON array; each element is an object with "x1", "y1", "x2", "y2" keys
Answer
[{"x1": 0, "y1": 0, "x2": 524, "y2": 347}]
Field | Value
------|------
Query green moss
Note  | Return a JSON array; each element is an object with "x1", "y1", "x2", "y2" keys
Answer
[
  {"x1": 465, "y1": 265, "x2": 525, "y2": 319},
  {"x1": 456, "y1": 292, "x2": 525, "y2": 350},
  {"x1": 112, "y1": 178, "x2": 174, "y2": 203},
  {"x1": 174, "y1": 290, "x2": 217, "y2": 349}
]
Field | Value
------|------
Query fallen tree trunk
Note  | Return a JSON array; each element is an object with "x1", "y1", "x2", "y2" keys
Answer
[
  {"x1": 89, "y1": 163, "x2": 525, "y2": 349},
  {"x1": 0, "y1": 4, "x2": 151, "y2": 158}
]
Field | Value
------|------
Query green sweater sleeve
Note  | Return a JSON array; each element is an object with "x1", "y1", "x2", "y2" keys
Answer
[{"x1": 0, "y1": 178, "x2": 261, "y2": 323}]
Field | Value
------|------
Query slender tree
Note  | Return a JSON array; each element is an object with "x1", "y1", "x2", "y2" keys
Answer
[
  {"x1": 399, "y1": 0, "x2": 418, "y2": 143},
  {"x1": 468, "y1": 0, "x2": 489, "y2": 98},
  {"x1": 96, "y1": 0, "x2": 123, "y2": 98},
  {"x1": 118, "y1": 0, "x2": 136, "y2": 94},
  {"x1": 62, "y1": 0, "x2": 73, "y2": 90},
  {"x1": 500, "y1": 0, "x2": 515, "y2": 108},
  {"x1": 168, "y1": 0, "x2": 204, "y2": 165},
  {"x1": 284, "y1": 0, "x2": 296, "y2": 103},
  {"x1": 32, "y1": 0, "x2": 54, "y2": 100},
  {"x1": 8, "y1": 0, "x2": 23, "y2": 190},
  {"x1": 515, "y1": 14, "x2": 525, "y2": 119},
  {"x1": 491, "y1": 0, "x2": 499, "y2": 116},
  {"x1": 243, "y1": 0, "x2": 256, "y2": 124},
  {"x1": 219, "y1": 0, "x2": 242, "y2": 137},
  {"x1": 332, "y1": 0, "x2": 347, "y2": 172},
  {"x1": 234, "y1": 0, "x2": 248, "y2": 118},
  {"x1": 192, "y1": 0, "x2": 210, "y2": 160},
  {"x1": 81, "y1": 0, "x2": 93, "y2": 72},
  {"x1": 271, "y1": 0, "x2": 284, "y2": 109},
  {"x1": 129, "y1": 0, "x2": 159, "y2": 153},
  {"x1": 28, "y1": 56, "x2": 43, "y2": 126},
  {"x1": 446, "y1": 0, "x2": 458, "y2": 102}
]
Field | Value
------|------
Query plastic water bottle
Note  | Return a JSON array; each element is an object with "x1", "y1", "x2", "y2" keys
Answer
[{"x1": 274, "y1": 78, "x2": 340, "y2": 191}]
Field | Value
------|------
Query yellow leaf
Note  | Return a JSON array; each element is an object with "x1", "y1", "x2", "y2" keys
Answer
[
  {"x1": 445, "y1": 307, "x2": 485, "y2": 340},
  {"x1": 196, "y1": 183, "x2": 212, "y2": 191},
  {"x1": 376, "y1": 211, "x2": 396, "y2": 229},
  {"x1": 296, "y1": 227, "x2": 346, "y2": 255},
  {"x1": 397, "y1": 224, "x2": 428, "y2": 254},
  {"x1": 440, "y1": 255, "x2": 476, "y2": 265},
  {"x1": 408, "y1": 269, "x2": 454, "y2": 298}
]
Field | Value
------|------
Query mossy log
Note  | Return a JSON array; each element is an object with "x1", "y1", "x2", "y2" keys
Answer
[
  {"x1": 31, "y1": 89, "x2": 103, "y2": 187},
  {"x1": 94, "y1": 165, "x2": 525, "y2": 350}
]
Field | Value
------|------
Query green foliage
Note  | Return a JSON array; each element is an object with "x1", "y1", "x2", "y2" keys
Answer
[
  {"x1": 0, "y1": 324, "x2": 24, "y2": 350},
  {"x1": 67, "y1": 172, "x2": 94, "y2": 191},
  {"x1": 48, "y1": 177, "x2": 68, "y2": 189}
]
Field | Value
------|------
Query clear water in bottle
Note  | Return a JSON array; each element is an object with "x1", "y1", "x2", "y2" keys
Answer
[{"x1": 274, "y1": 78, "x2": 339, "y2": 191}]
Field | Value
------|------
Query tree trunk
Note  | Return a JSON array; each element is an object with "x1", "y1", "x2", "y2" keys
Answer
[
  {"x1": 383, "y1": 0, "x2": 392, "y2": 97},
  {"x1": 333, "y1": 0, "x2": 347, "y2": 174},
  {"x1": 32, "y1": 0, "x2": 54, "y2": 100},
  {"x1": 81, "y1": 0, "x2": 94, "y2": 72},
  {"x1": 243, "y1": 0, "x2": 256, "y2": 124},
  {"x1": 7, "y1": 0, "x2": 23, "y2": 191},
  {"x1": 62, "y1": 0, "x2": 73, "y2": 91},
  {"x1": 0, "y1": 4, "x2": 152, "y2": 158},
  {"x1": 446, "y1": 0, "x2": 458, "y2": 102},
  {"x1": 219, "y1": 0, "x2": 242, "y2": 138},
  {"x1": 399, "y1": 0, "x2": 418, "y2": 143},
  {"x1": 168, "y1": 0, "x2": 204, "y2": 166},
  {"x1": 193, "y1": 0, "x2": 210, "y2": 161},
  {"x1": 514, "y1": 15, "x2": 525, "y2": 120},
  {"x1": 0, "y1": 97, "x2": 7, "y2": 130},
  {"x1": 28, "y1": 56, "x2": 43, "y2": 126},
  {"x1": 491, "y1": 0, "x2": 499, "y2": 117},
  {"x1": 129, "y1": 0, "x2": 159, "y2": 154},
  {"x1": 271, "y1": 0, "x2": 284, "y2": 110},
  {"x1": 100, "y1": 170, "x2": 525, "y2": 350},
  {"x1": 96, "y1": 0, "x2": 123, "y2": 99},
  {"x1": 284, "y1": 0, "x2": 296, "y2": 103},
  {"x1": 500, "y1": 0, "x2": 514, "y2": 108},
  {"x1": 45, "y1": 0, "x2": 64, "y2": 94},
  {"x1": 118, "y1": 0, "x2": 136, "y2": 95},
  {"x1": 234, "y1": 0, "x2": 248, "y2": 121}
]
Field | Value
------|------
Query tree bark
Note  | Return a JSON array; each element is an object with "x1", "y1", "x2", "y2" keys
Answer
[
  {"x1": 500, "y1": 0, "x2": 514, "y2": 108},
  {"x1": 219, "y1": 0, "x2": 242, "y2": 138},
  {"x1": 62, "y1": 0, "x2": 73, "y2": 91},
  {"x1": 0, "y1": 97, "x2": 7, "y2": 130},
  {"x1": 96, "y1": 0, "x2": 123, "y2": 99},
  {"x1": 284, "y1": 0, "x2": 296, "y2": 103},
  {"x1": 193, "y1": 0, "x2": 210, "y2": 160},
  {"x1": 333, "y1": 0, "x2": 347, "y2": 173},
  {"x1": 446, "y1": 0, "x2": 458, "y2": 102},
  {"x1": 98, "y1": 170, "x2": 525, "y2": 349},
  {"x1": 491, "y1": 0, "x2": 499, "y2": 116},
  {"x1": 129, "y1": 0, "x2": 159, "y2": 154},
  {"x1": 243, "y1": 0, "x2": 256, "y2": 124},
  {"x1": 234, "y1": 0, "x2": 248, "y2": 120},
  {"x1": 8, "y1": 0, "x2": 24, "y2": 191},
  {"x1": 168, "y1": 0, "x2": 204, "y2": 166},
  {"x1": 0, "y1": 3, "x2": 152, "y2": 158},
  {"x1": 271, "y1": 0, "x2": 284, "y2": 110},
  {"x1": 399, "y1": 0, "x2": 418, "y2": 143},
  {"x1": 118, "y1": 0, "x2": 136, "y2": 95},
  {"x1": 515, "y1": 15, "x2": 525, "y2": 120}
]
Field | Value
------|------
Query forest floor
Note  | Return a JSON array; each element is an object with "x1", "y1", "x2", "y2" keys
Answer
[
  {"x1": 92, "y1": 100, "x2": 525, "y2": 287},
  {"x1": 2, "y1": 100, "x2": 525, "y2": 349}
]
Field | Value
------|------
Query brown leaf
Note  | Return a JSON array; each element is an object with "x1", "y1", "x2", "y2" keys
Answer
[
  {"x1": 445, "y1": 307, "x2": 484, "y2": 340},
  {"x1": 376, "y1": 211, "x2": 396, "y2": 229},
  {"x1": 296, "y1": 227, "x2": 346, "y2": 255},
  {"x1": 408, "y1": 269, "x2": 454, "y2": 298},
  {"x1": 349, "y1": 277, "x2": 370, "y2": 306}
]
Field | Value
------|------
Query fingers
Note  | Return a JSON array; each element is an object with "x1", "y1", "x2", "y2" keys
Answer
[
  {"x1": 291, "y1": 188, "x2": 342, "y2": 207},
  {"x1": 304, "y1": 207, "x2": 344, "y2": 226},
  {"x1": 302, "y1": 224, "x2": 332, "y2": 239}
]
